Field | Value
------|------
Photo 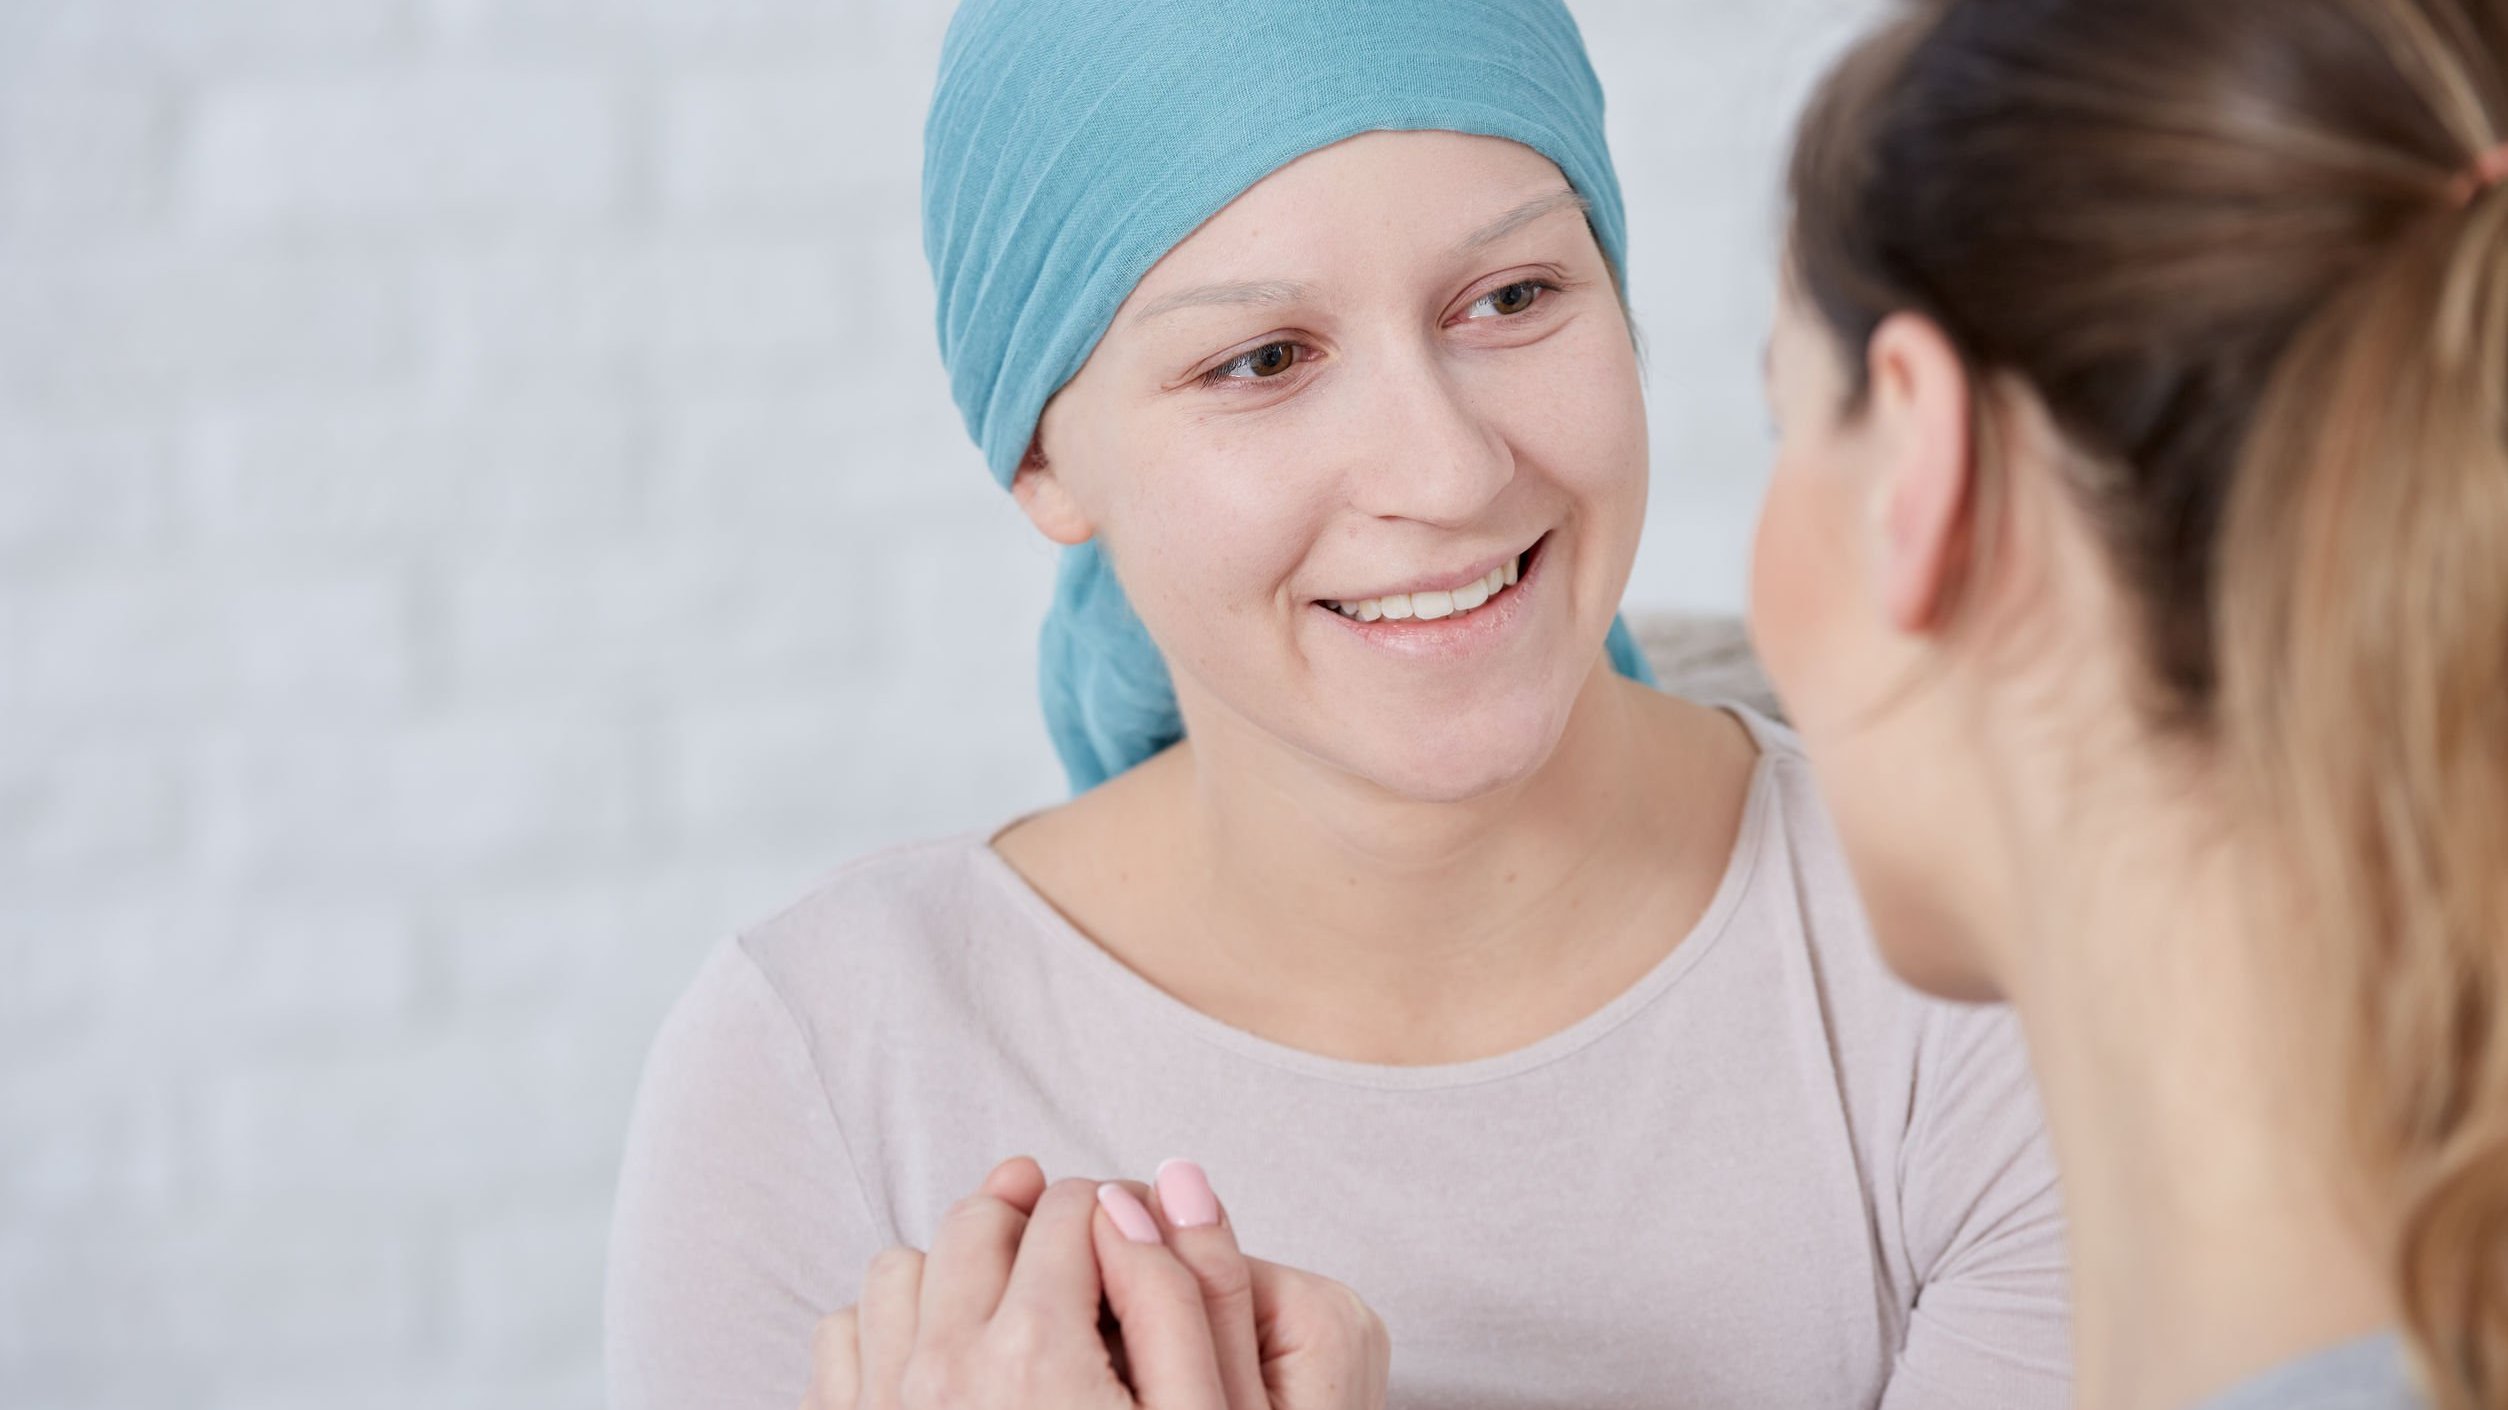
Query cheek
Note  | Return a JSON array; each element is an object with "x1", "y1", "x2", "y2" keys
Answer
[
  {"x1": 1747, "y1": 439, "x2": 1853, "y2": 713},
  {"x1": 1751, "y1": 436, "x2": 1997, "y2": 1003},
  {"x1": 1098, "y1": 428, "x2": 1328, "y2": 661},
  {"x1": 1539, "y1": 320, "x2": 1649, "y2": 498},
  {"x1": 1489, "y1": 321, "x2": 1649, "y2": 568}
]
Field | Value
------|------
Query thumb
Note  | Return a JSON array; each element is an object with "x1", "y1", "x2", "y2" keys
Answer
[
  {"x1": 1147, "y1": 1160, "x2": 1267, "y2": 1410},
  {"x1": 1091, "y1": 1182, "x2": 1230, "y2": 1410}
]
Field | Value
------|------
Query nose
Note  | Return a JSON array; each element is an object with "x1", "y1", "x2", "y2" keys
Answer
[{"x1": 1342, "y1": 346, "x2": 1515, "y2": 527}]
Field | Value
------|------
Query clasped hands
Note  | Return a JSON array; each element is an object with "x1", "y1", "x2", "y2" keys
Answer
[{"x1": 801, "y1": 1156, "x2": 1389, "y2": 1410}]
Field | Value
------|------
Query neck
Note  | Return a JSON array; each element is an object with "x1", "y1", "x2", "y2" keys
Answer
[
  {"x1": 1985, "y1": 732, "x2": 2391, "y2": 1410},
  {"x1": 1119, "y1": 665, "x2": 1754, "y2": 1063}
]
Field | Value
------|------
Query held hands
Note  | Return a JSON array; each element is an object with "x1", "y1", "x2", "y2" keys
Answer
[{"x1": 802, "y1": 1157, "x2": 1388, "y2": 1410}]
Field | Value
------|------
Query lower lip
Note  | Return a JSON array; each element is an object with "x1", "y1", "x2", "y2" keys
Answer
[{"x1": 1311, "y1": 535, "x2": 1550, "y2": 659}]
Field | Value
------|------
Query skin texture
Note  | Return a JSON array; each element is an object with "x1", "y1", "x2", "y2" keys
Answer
[
  {"x1": 998, "y1": 129, "x2": 1757, "y2": 1071},
  {"x1": 806, "y1": 129, "x2": 1758, "y2": 1408},
  {"x1": 1751, "y1": 280, "x2": 2393, "y2": 1410}
]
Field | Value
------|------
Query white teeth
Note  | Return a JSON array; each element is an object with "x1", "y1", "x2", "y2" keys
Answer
[{"x1": 1327, "y1": 552, "x2": 1528, "y2": 625}]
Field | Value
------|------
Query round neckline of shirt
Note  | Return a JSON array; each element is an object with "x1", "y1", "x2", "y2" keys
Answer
[{"x1": 965, "y1": 704, "x2": 1788, "y2": 1092}]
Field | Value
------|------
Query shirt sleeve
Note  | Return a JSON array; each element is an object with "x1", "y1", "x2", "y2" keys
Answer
[
  {"x1": 1878, "y1": 1001, "x2": 2075, "y2": 1410},
  {"x1": 605, "y1": 937, "x2": 890, "y2": 1410}
]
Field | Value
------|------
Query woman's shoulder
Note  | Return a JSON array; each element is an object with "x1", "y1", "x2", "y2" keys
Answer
[
  {"x1": 1710, "y1": 701, "x2": 2035, "y2": 1088},
  {"x1": 746, "y1": 828, "x2": 1015, "y2": 938},
  {"x1": 705, "y1": 826, "x2": 1060, "y2": 1022},
  {"x1": 1705, "y1": 702, "x2": 1873, "y2": 948}
]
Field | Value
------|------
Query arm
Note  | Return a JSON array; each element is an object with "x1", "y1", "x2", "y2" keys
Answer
[
  {"x1": 606, "y1": 938, "x2": 888, "y2": 1410},
  {"x1": 1878, "y1": 1002, "x2": 2075, "y2": 1410}
]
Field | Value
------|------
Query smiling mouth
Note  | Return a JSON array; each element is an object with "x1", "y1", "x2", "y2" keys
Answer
[{"x1": 1320, "y1": 536, "x2": 1544, "y2": 624}]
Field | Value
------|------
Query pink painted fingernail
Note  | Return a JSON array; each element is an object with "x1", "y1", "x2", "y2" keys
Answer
[
  {"x1": 1155, "y1": 1158, "x2": 1221, "y2": 1229},
  {"x1": 1097, "y1": 1183, "x2": 1163, "y2": 1244}
]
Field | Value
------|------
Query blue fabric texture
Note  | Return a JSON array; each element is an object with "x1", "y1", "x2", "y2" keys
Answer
[{"x1": 923, "y1": 0, "x2": 1658, "y2": 791}]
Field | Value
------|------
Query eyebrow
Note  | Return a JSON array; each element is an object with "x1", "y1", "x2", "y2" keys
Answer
[
  {"x1": 1126, "y1": 189, "x2": 1592, "y2": 326},
  {"x1": 1129, "y1": 279, "x2": 1310, "y2": 325},
  {"x1": 1456, "y1": 188, "x2": 1591, "y2": 252}
]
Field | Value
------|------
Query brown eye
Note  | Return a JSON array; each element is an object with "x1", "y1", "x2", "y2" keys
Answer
[
  {"x1": 1488, "y1": 281, "x2": 1541, "y2": 315},
  {"x1": 1210, "y1": 341, "x2": 1303, "y2": 383}
]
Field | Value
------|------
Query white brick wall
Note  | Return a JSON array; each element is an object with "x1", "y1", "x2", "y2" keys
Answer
[{"x1": 0, "y1": 1, "x2": 1875, "y2": 1404}]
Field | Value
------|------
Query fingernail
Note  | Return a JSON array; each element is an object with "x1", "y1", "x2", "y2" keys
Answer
[
  {"x1": 1154, "y1": 1158, "x2": 1221, "y2": 1229},
  {"x1": 1097, "y1": 1183, "x2": 1163, "y2": 1244}
]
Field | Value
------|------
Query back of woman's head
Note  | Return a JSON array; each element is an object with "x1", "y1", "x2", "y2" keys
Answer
[{"x1": 1787, "y1": 1, "x2": 2508, "y2": 1404}]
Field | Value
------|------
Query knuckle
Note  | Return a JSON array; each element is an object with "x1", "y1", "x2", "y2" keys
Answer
[
  {"x1": 1318, "y1": 1278, "x2": 1384, "y2": 1350},
  {"x1": 1190, "y1": 1244, "x2": 1253, "y2": 1304},
  {"x1": 1147, "y1": 1263, "x2": 1209, "y2": 1315},
  {"x1": 868, "y1": 1246, "x2": 923, "y2": 1279},
  {"x1": 810, "y1": 1305, "x2": 858, "y2": 1352},
  {"x1": 861, "y1": 1247, "x2": 924, "y2": 1304},
  {"x1": 1024, "y1": 1176, "x2": 1104, "y2": 1226},
  {"x1": 997, "y1": 1351, "x2": 1059, "y2": 1404},
  {"x1": 940, "y1": 1193, "x2": 1001, "y2": 1228},
  {"x1": 989, "y1": 1306, "x2": 1050, "y2": 1361},
  {"x1": 1043, "y1": 1175, "x2": 1101, "y2": 1206},
  {"x1": 898, "y1": 1356, "x2": 958, "y2": 1408}
]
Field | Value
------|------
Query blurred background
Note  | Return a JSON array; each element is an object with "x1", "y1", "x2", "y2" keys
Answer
[{"x1": 0, "y1": 0, "x2": 1875, "y2": 1405}]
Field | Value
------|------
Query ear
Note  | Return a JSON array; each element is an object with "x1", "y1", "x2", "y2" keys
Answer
[
  {"x1": 1863, "y1": 313, "x2": 1975, "y2": 635},
  {"x1": 1008, "y1": 437, "x2": 1094, "y2": 547}
]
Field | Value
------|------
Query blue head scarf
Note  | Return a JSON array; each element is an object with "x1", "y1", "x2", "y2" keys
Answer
[{"x1": 923, "y1": 0, "x2": 1658, "y2": 792}]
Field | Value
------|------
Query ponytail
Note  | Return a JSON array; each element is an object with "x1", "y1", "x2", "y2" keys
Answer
[
  {"x1": 1787, "y1": 2, "x2": 2508, "y2": 1403},
  {"x1": 2219, "y1": 186, "x2": 2508, "y2": 1410}
]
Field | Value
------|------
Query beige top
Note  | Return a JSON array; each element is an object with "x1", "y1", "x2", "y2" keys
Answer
[{"x1": 605, "y1": 710, "x2": 2073, "y2": 1409}]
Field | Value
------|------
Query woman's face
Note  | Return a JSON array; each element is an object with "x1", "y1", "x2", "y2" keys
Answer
[
  {"x1": 1021, "y1": 131, "x2": 1648, "y2": 802},
  {"x1": 1751, "y1": 278, "x2": 2000, "y2": 1000}
]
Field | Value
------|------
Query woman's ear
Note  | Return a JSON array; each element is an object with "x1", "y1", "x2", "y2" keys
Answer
[
  {"x1": 1009, "y1": 438, "x2": 1094, "y2": 547},
  {"x1": 1863, "y1": 312, "x2": 1976, "y2": 636}
]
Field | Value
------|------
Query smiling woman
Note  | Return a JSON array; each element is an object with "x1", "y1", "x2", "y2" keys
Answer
[
  {"x1": 1012, "y1": 132, "x2": 1652, "y2": 805},
  {"x1": 602, "y1": 3, "x2": 2073, "y2": 1409}
]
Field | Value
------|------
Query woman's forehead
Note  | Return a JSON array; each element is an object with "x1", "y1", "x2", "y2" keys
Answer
[{"x1": 1118, "y1": 132, "x2": 1583, "y2": 310}]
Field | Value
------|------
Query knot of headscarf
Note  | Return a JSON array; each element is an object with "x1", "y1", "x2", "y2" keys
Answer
[{"x1": 924, "y1": 0, "x2": 1657, "y2": 791}]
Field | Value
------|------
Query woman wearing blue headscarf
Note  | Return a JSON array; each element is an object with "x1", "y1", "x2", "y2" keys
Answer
[{"x1": 607, "y1": 3, "x2": 2071, "y2": 1407}]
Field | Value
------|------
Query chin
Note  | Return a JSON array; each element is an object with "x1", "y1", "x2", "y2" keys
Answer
[{"x1": 1325, "y1": 692, "x2": 1570, "y2": 805}]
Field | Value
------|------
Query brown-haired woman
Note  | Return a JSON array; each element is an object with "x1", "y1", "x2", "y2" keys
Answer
[
  {"x1": 796, "y1": 0, "x2": 2506, "y2": 1407},
  {"x1": 1750, "y1": 0, "x2": 2505, "y2": 1406}
]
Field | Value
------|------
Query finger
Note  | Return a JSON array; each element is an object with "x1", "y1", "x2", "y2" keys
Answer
[
  {"x1": 803, "y1": 1307, "x2": 860, "y2": 1410},
  {"x1": 981, "y1": 1155, "x2": 1048, "y2": 1212},
  {"x1": 1246, "y1": 1258, "x2": 1393, "y2": 1410},
  {"x1": 1148, "y1": 1162, "x2": 1268, "y2": 1410},
  {"x1": 918, "y1": 1189, "x2": 1032, "y2": 1344},
  {"x1": 854, "y1": 1247, "x2": 924, "y2": 1410},
  {"x1": 1093, "y1": 1182, "x2": 1229, "y2": 1410},
  {"x1": 997, "y1": 1177, "x2": 1111, "y2": 1329}
]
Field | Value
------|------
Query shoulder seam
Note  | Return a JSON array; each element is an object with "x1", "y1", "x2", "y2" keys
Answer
[{"x1": 726, "y1": 932, "x2": 896, "y2": 1247}]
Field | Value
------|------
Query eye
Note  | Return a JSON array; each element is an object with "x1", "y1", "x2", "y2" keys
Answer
[
  {"x1": 1205, "y1": 341, "x2": 1305, "y2": 384},
  {"x1": 1464, "y1": 280, "x2": 1552, "y2": 319}
]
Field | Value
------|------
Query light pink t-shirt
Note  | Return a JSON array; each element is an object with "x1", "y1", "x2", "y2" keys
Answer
[{"x1": 606, "y1": 711, "x2": 2072, "y2": 1409}]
